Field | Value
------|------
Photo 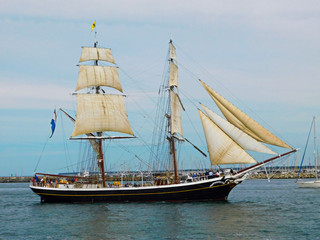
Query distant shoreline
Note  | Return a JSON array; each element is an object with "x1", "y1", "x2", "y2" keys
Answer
[
  {"x1": 0, "y1": 172, "x2": 318, "y2": 183},
  {"x1": 0, "y1": 176, "x2": 33, "y2": 183}
]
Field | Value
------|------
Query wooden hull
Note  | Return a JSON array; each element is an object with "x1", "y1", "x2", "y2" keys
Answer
[{"x1": 30, "y1": 178, "x2": 239, "y2": 203}]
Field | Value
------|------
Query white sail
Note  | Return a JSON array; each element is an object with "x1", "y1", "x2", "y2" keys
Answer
[
  {"x1": 170, "y1": 90, "x2": 183, "y2": 137},
  {"x1": 72, "y1": 94, "x2": 134, "y2": 137},
  {"x1": 200, "y1": 80, "x2": 292, "y2": 149},
  {"x1": 76, "y1": 65, "x2": 122, "y2": 92},
  {"x1": 201, "y1": 104, "x2": 277, "y2": 155},
  {"x1": 79, "y1": 47, "x2": 116, "y2": 64},
  {"x1": 169, "y1": 41, "x2": 177, "y2": 61},
  {"x1": 169, "y1": 61, "x2": 178, "y2": 87},
  {"x1": 199, "y1": 110, "x2": 257, "y2": 165}
]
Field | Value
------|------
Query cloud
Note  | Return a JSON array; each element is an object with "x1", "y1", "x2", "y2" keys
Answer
[
  {"x1": 2, "y1": 0, "x2": 320, "y2": 39},
  {"x1": 0, "y1": 78, "x2": 74, "y2": 109}
]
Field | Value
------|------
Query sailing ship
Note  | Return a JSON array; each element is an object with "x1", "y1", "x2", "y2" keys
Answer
[
  {"x1": 30, "y1": 33, "x2": 297, "y2": 203},
  {"x1": 297, "y1": 116, "x2": 320, "y2": 188}
]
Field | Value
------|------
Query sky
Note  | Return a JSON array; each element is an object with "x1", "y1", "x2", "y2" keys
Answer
[{"x1": 1, "y1": 0, "x2": 320, "y2": 176}]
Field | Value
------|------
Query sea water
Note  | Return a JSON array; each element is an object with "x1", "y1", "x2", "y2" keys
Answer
[{"x1": 0, "y1": 179, "x2": 319, "y2": 240}]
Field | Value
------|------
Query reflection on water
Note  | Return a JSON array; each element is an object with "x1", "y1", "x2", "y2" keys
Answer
[{"x1": 1, "y1": 180, "x2": 320, "y2": 239}]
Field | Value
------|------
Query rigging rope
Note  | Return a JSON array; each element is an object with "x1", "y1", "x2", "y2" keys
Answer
[
  {"x1": 60, "y1": 110, "x2": 73, "y2": 172},
  {"x1": 297, "y1": 118, "x2": 314, "y2": 179},
  {"x1": 33, "y1": 136, "x2": 50, "y2": 173}
]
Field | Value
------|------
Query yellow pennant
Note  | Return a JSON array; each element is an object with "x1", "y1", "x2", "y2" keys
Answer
[{"x1": 91, "y1": 21, "x2": 96, "y2": 31}]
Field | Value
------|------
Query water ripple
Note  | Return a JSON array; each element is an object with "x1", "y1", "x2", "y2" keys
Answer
[{"x1": 0, "y1": 180, "x2": 319, "y2": 239}]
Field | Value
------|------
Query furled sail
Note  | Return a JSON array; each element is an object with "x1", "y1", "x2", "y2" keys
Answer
[
  {"x1": 76, "y1": 65, "x2": 122, "y2": 92},
  {"x1": 201, "y1": 104, "x2": 277, "y2": 155},
  {"x1": 199, "y1": 110, "x2": 257, "y2": 165},
  {"x1": 170, "y1": 90, "x2": 183, "y2": 137},
  {"x1": 72, "y1": 94, "x2": 134, "y2": 137},
  {"x1": 79, "y1": 47, "x2": 116, "y2": 64},
  {"x1": 200, "y1": 80, "x2": 292, "y2": 149}
]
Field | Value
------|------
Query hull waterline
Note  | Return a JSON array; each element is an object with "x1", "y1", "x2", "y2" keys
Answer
[{"x1": 30, "y1": 178, "x2": 239, "y2": 203}]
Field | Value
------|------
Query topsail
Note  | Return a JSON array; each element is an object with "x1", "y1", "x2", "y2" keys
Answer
[
  {"x1": 80, "y1": 47, "x2": 116, "y2": 64},
  {"x1": 76, "y1": 65, "x2": 122, "y2": 92}
]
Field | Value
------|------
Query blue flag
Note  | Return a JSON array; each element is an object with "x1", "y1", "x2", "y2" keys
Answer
[{"x1": 50, "y1": 109, "x2": 57, "y2": 138}]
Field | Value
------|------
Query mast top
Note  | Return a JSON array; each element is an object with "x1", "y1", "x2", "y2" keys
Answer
[{"x1": 91, "y1": 21, "x2": 97, "y2": 47}]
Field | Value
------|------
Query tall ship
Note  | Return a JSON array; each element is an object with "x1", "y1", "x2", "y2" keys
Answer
[{"x1": 30, "y1": 30, "x2": 297, "y2": 203}]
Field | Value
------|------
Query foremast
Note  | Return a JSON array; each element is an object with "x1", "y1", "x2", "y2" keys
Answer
[
  {"x1": 167, "y1": 40, "x2": 184, "y2": 184},
  {"x1": 71, "y1": 32, "x2": 134, "y2": 187},
  {"x1": 93, "y1": 40, "x2": 106, "y2": 188}
]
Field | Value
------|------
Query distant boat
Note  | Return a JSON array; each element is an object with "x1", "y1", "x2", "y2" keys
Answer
[
  {"x1": 297, "y1": 116, "x2": 320, "y2": 188},
  {"x1": 30, "y1": 30, "x2": 297, "y2": 203}
]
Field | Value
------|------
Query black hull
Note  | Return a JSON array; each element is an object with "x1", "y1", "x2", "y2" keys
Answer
[{"x1": 30, "y1": 179, "x2": 239, "y2": 203}]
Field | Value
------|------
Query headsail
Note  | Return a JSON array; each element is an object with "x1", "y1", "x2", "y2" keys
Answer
[
  {"x1": 201, "y1": 104, "x2": 276, "y2": 155},
  {"x1": 200, "y1": 80, "x2": 292, "y2": 149},
  {"x1": 199, "y1": 110, "x2": 257, "y2": 165}
]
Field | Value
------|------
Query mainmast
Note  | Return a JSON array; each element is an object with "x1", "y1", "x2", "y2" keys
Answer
[
  {"x1": 167, "y1": 40, "x2": 183, "y2": 184},
  {"x1": 170, "y1": 132, "x2": 179, "y2": 184}
]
